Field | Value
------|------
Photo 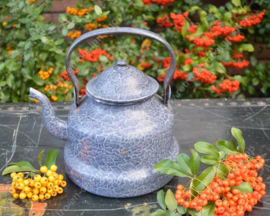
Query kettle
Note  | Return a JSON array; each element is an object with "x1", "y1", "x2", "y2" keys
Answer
[{"x1": 29, "y1": 27, "x2": 179, "y2": 198}]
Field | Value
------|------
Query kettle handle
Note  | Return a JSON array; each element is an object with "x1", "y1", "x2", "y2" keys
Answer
[{"x1": 66, "y1": 27, "x2": 176, "y2": 107}]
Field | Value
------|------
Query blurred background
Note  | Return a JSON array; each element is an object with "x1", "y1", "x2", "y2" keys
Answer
[{"x1": 0, "y1": 0, "x2": 269, "y2": 102}]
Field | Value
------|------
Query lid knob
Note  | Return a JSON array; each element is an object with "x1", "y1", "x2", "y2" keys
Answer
[{"x1": 117, "y1": 59, "x2": 127, "y2": 67}]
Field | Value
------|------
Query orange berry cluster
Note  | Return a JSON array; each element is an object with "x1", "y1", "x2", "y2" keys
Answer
[
  {"x1": 7, "y1": 46, "x2": 13, "y2": 55},
  {"x1": 3, "y1": 21, "x2": 7, "y2": 27},
  {"x1": 192, "y1": 63, "x2": 217, "y2": 84},
  {"x1": 142, "y1": 0, "x2": 153, "y2": 5},
  {"x1": 175, "y1": 154, "x2": 265, "y2": 216},
  {"x1": 197, "y1": 50, "x2": 206, "y2": 58},
  {"x1": 51, "y1": 96, "x2": 58, "y2": 101},
  {"x1": 66, "y1": 7, "x2": 93, "y2": 17},
  {"x1": 44, "y1": 85, "x2": 57, "y2": 92},
  {"x1": 78, "y1": 48, "x2": 113, "y2": 62},
  {"x1": 184, "y1": 58, "x2": 193, "y2": 65},
  {"x1": 222, "y1": 60, "x2": 249, "y2": 69},
  {"x1": 157, "y1": 15, "x2": 173, "y2": 28},
  {"x1": 157, "y1": 70, "x2": 188, "y2": 82},
  {"x1": 187, "y1": 25, "x2": 198, "y2": 34},
  {"x1": 186, "y1": 35, "x2": 215, "y2": 47},
  {"x1": 152, "y1": 0, "x2": 174, "y2": 6},
  {"x1": 161, "y1": 57, "x2": 171, "y2": 68},
  {"x1": 38, "y1": 68, "x2": 54, "y2": 80},
  {"x1": 211, "y1": 21, "x2": 236, "y2": 37},
  {"x1": 233, "y1": 53, "x2": 244, "y2": 59},
  {"x1": 29, "y1": 0, "x2": 35, "y2": 3},
  {"x1": 225, "y1": 35, "x2": 245, "y2": 43},
  {"x1": 85, "y1": 23, "x2": 97, "y2": 31},
  {"x1": 58, "y1": 70, "x2": 78, "y2": 81},
  {"x1": 211, "y1": 79, "x2": 240, "y2": 94},
  {"x1": 237, "y1": 10, "x2": 266, "y2": 27},
  {"x1": 141, "y1": 63, "x2": 153, "y2": 69},
  {"x1": 170, "y1": 12, "x2": 189, "y2": 32},
  {"x1": 9, "y1": 165, "x2": 67, "y2": 202},
  {"x1": 67, "y1": 31, "x2": 81, "y2": 40},
  {"x1": 95, "y1": 14, "x2": 107, "y2": 22}
]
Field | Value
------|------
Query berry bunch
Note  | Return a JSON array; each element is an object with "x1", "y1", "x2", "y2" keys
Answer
[
  {"x1": 197, "y1": 50, "x2": 206, "y2": 58},
  {"x1": 141, "y1": 63, "x2": 153, "y2": 69},
  {"x1": 237, "y1": 10, "x2": 266, "y2": 27},
  {"x1": 232, "y1": 53, "x2": 244, "y2": 59},
  {"x1": 95, "y1": 14, "x2": 107, "y2": 22},
  {"x1": 67, "y1": 31, "x2": 81, "y2": 40},
  {"x1": 66, "y1": 7, "x2": 94, "y2": 17},
  {"x1": 38, "y1": 68, "x2": 54, "y2": 80},
  {"x1": 170, "y1": 12, "x2": 188, "y2": 32},
  {"x1": 9, "y1": 165, "x2": 67, "y2": 201},
  {"x1": 211, "y1": 79, "x2": 240, "y2": 94},
  {"x1": 157, "y1": 70, "x2": 188, "y2": 82},
  {"x1": 184, "y1": 58, "x2": 193, "y2": 65},
  {"x1": 85, "y1": 23, "x2": 97, "y2": 31},
  {"x1": 222, "y1": 60, "x2": 249, "y2": 69},
  {"x1": 192, "y1": 64, "x2": 217, "y2": 84},
  {"x1": 152, "y1": 0, "x2": 174, "y2": 6},
  {"x1": 225, "y1": 35, "x2": 245, "y2": 43},
  {"x1": 186, "y1": 35, "x2": 215, "y2": 47},
  {"x1": 175, "y1": 153, "x2": 265, "y2": 216},
  {"x1": 211, "y1": 21, "x2": 236, "y2": 37},
  {"x1": 78, "y1": 48, "x2": 113, "y2": 62},
  {"x1": 142, "y1": 0, "x2": 153, "y2": 5},
  {"x1": 161, "y1": 57, "x2": 171, "y2": 68},
  {"x1": 156, "y1": 15, "x2": 173, "y2": 28},
  {"x1": 187, "y1": 25, "x2": 198, "y2": 34},
  {"x1": 29, "y1": 0, "x2": 36, "y2": 3},
  {"x1": 58, "y1": 70, "x2": 78, "y2": 81}
]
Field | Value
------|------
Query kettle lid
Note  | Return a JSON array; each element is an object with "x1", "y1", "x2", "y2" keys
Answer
[{"x1": 86, "y1": 59, "x2": 159, "y2": 105}]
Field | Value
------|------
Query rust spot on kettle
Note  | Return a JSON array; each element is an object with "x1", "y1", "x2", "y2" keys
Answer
[{"x1": 120, "y1": 151, "x2": 127, "y2": 155}]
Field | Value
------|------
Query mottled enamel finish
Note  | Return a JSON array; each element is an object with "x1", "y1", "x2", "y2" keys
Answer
[
  {"x1": 64, "y1": 95, "x2": 179, "y2": 197},
  {"x1": 29, "y1": 27, "x2": 180, "y2": 198}
]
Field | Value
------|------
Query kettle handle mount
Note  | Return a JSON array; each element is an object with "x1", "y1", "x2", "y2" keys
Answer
[{"x1": 66, "y1": 27, "x2": 177, "y2": 107}]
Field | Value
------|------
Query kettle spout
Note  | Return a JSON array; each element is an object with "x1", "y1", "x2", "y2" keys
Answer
[{"x1": 29, "y1": 87, "x2": 68, "y2": 141}]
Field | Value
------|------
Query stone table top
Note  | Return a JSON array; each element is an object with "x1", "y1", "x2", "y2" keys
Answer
[{"x1": 0, "y1": 98, "x2": 270, "y2": 216}]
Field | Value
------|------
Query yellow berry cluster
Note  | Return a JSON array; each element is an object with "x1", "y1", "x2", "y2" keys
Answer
[
  {"x1": 7, "y1": 46, "x2": 13, "y2": 55},
  {"x1": 51, "y1": 95, "x2": 58, "y2": 101},
  {"x1": 67, "y1": 31, "x2": 81, "y2": 40},
  {"x1": 85, "y1": 23, "x2": 97, "y2": 31},
  {"x1": 66, "y1": 7, "x2": 94, "y2": 16},
  {"x1": 38, "y1": 68, "x2": 54, "y2": 80},
  {"x1": 44, "y1": 85, "x2": 57, "y2": 92},
  {"x1": 29, "y1": 0, "x2": 36, "y2": 3},
  {"x1": 9, "y1": 165, "x2": 66, "y2": 201}
]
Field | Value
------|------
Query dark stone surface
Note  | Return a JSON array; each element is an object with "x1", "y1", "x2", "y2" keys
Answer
[{"x1": 0, "y1": 98, "x2": 270, "y2": 215}]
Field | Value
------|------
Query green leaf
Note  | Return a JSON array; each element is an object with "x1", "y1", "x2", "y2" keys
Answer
[
  {"x1": 250, "y1": 55, "x2": 257, "y2": 67},
  {"x1": 99, "y1": 55, "x2": 109, "y2": 62},
  {"x1": 164, "y1": 210, "x2": 177, "y2": 216},
  {"x1": 201, "y1": 155, "x2": 219, "y2": 165},
  {"x1": 238, "y1": 44, "x2": 254, "y2": 52},
  {"x1": 165, "y1": 189, "x2": 177, "y2": 211},
  {"x1": 187, "y1": 202, "x2": 215, "y2": 216},
  {"x1": 177, "y1": 205, "x2": 187, "y2": 214},
  {"x1": 67, "y1": 22, "x2": 75, "y2": 29},
  {"x1": 7, "y1": 74, "x2": 14, "y2": 87},
  {"x1": 194, "y1": 142, "x2": 219, "y2": 157},
  {"x1": 157, "y1": 190, "x2": 166, "y2": 210},
  {"x1": 94, "y1": 5, "x2": 102, "y2": 15},
  {"x1": 24, "y1": 41, "x2": 32, "y2": 50},
  {"x1": 0, "y1": 62, "x2": 5, "y2": 71},
  {"x1": 209, "y1": 5, "x2": 222, "y2": 19},
  {"x1": 232, "y1": 0, "x2": 241, "y2": 7},
  {"x1": 231, "y1": 128, "x2": 245, "y2": 153},
  {"x1": 231, "y1": 182, "x2": 253, "y2": 193},
  {"x1": 181, "y1": 20, "x2": 189, "y2": 38},
  {"x1": 41, "y1": 36, "x2": 50, "y2": 44},
  {"x1": 200, "y1": 11, "x2": 208, "y2": 31},
  {"x1": 234, "y1": 75, "x2": 249, "y2": 86},
  {"x1": 44, "y1": 149, "x2": 59, "y2": 169},
  {"x1": 55, "y1": 39, "x2": 65, "y2": 46},
  {"x1": 224, "y1": 12, "x2": 232, "y2": 21},
  {"x1": 154, "y1": 159, "x2": 190, "y2": 177},
  {"x1": 214, "y1": 164, "x2": 229, "y2": 179},
  {"x1": 149, "y1": 209, "x2": 165, "y2": 216},
  {"x1": 38, "y1": 150, "x2": 44, "y2": 167},
  {"x1": 62, "y1": 27, "x2": 68, "y2": 36},
  {"x1": 8, "y1": 161, "x2": 35, "y2": 169},
  {"x1": 189, "y1": 25, "x2": 204, "y2": 40},
  {"x1": 176, "y1": 153, "x2": 192, "y2": 175},
  {"x1": 189, "y1": 149, "x2": 200, "y2": 176},
  {"x1": 18, "y1": 1, "x2": 24, "y2": 8},
  {"x1": 33, "y1": 75, "x2": 44, "y2": 86},
  {"x1": 0, "y1": 81, "x2": 6, "y2": 87},
  {"x1": 193, "y1": 166, "x2": 216, "y2": 192},
  {"x1": 188, "y1": 6, "x2": 201, "y2": 11},
  {"x1": 216, "y1": 140, "x2": 236, "y2": 153},
  {"x1": 2, "y1": 165, "x2": 38, "y2": 175}
]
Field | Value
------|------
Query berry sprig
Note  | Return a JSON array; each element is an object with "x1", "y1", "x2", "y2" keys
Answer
[
  {"x1": 9, "y1": 165, "x2": 67, "y2": 201},
  {"x1": 150, "y1": 128, "x2": 266, "y2": 216}
]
